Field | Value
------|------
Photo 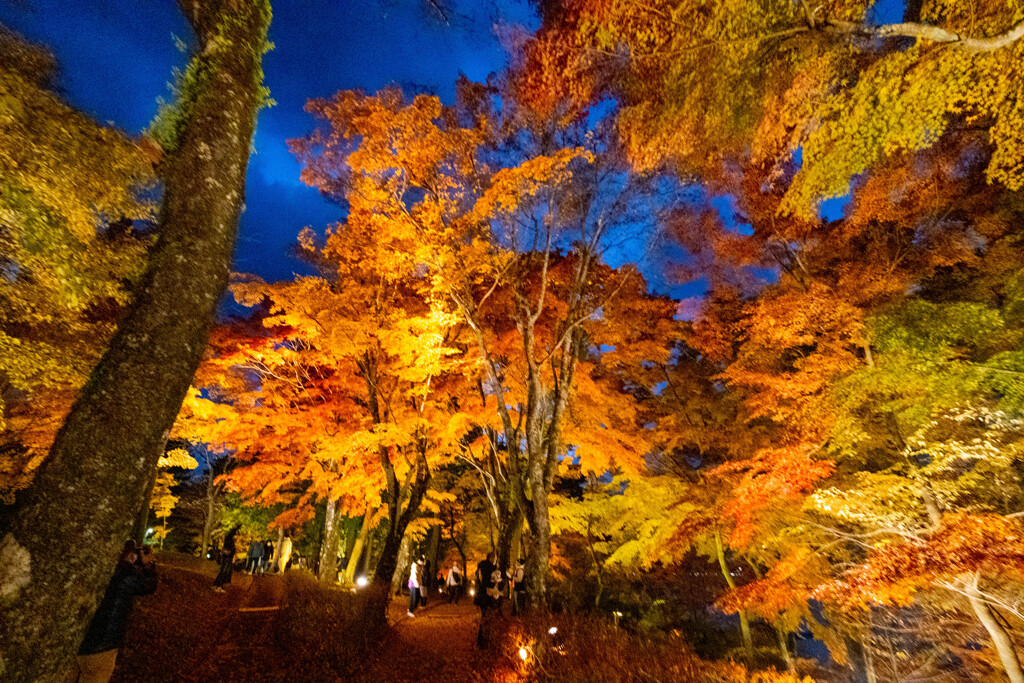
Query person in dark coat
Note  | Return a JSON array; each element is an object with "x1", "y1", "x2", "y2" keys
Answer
[
  {"x1": 245, "y1": 539, "x2": 261, "y2": 573},
  {"x1": 260, "y1": 539, "x2": 274, "y2": 575},
  {"x1": 474, "y1": 552, "x2": 497, "y2": 611},
  {"x1": 64, "y1": 542, "x2": 157, "y2": 683},
  {"x1": 213, "y1": 525, "x2": 241, "y2": 592}
]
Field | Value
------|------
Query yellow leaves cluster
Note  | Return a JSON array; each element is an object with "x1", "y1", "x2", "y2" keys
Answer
[{"x1": 473, "y1": 147, "x2": 594, "y2": 219}]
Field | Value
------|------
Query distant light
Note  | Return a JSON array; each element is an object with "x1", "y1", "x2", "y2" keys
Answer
[
  {"x1": 548, "y1": 626, "x2": 558, "y2": 635},
  {"x1": 356, "y1": 576, "x2": 368, "y2": 588},
  {"x1": 518, "y1": 647, "x2": 528, "y2": 661},
  {"x1": 613, "y1": 611, "x2": 622, "y2": 617},
  {"x1": 146, "y1": 528, "x2": 154, "y2": 536},
  {"x1": 469, "y1": 588, "x2": 475, "y2": 596}
]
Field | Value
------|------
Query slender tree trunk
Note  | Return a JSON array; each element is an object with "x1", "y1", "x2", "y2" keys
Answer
[
  {"x1": 0, "y1": 4, "x2": 269, "y2": 680},
  {"x1": 317, "y1": 497, "x2": 341, "y2": 583},
  {"x1": 272, "y1": 527, "x2": 284, "y2": 572},
  {"x1": 715, "y1": 531, "x2": 753, "y2": 662},
  {"x1": 200, "y1": 483, "x2": 221, "y2": 561},
  {"x1": 863, "y1": 638, "x2": 878, "y2": 683},
  {"x1": 133, "y1": 466, "x2": 160, "y2": 547},
  {"x1": 773, "y1": 625, "x2": 795, "y2": 676},
  {"x1": 390, "y1": 532, "x2": 412, "y2": 595},
  {"x1": 965, "y1": 574, "x2": 1024, "y2": 683},
  {"x1": 343, "y1": 507, "x2": 373, "y2": 583},
  {"x1": 426, "y1": 524, "x2": 440, "y2": 592}
]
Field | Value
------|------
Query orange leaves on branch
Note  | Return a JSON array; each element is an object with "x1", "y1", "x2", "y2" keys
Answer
[
  {"x1": 712, "y1": 444, "x2": 835, "y2": 548},
  {"x1": 816, "y1": 513, "x2": 1024, "y2": 610}
]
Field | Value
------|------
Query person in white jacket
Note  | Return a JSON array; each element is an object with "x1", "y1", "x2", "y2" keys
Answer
[
  {"x1": 407, "y1": 557, "x2": 422, "y2": 617},
  {"x1": 446, "y1": 564, "x2": 463, "y2": 604}
]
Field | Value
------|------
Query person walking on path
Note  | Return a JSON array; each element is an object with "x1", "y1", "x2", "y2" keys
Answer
[
  {"x1": 245, "y1": 539, "x2": 261, "y2": 573},
  {"x1": 474, "y1": 552, "x2": 497, "y2": 612},
  {"x1": 407, "y1": 557, "x2": 422, "y2": 617},
  {"x1": 213, "y1": 524, "x2": 241, "y2": 592},
  {"x1": 64, "y1": 542, "x2": 157, "y2": 683},
  {"x1": 446, "y1": 563, "x2": 463, "y2": 604},
  {"x1": 475, "y1": 552, "x2": 498, "y2": 649},
  {"x1": 260, "y1": 539, "x2": 273, "y2": 575}
]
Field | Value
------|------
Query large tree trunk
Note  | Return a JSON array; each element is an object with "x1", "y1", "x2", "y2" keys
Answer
[
  {"x1": 389, "y1": 532, "x2": 413, "y2": 595},
  {"x1": 0, "y1": 4, "x2": 269, "y2": 680},
  {"x1": 496, "y1": 501, "x2": 523, "y2": 574},
  {"x1": 524, "y1": 467, "x2": 552, "y2": 609},
  {"x1": 317, "y1": 497, "x2": 341, "y2": 583}
]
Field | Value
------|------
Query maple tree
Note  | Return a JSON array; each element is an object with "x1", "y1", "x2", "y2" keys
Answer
[{"x1": 525, "y1": 0, "x2": 1024, "y2": 215}]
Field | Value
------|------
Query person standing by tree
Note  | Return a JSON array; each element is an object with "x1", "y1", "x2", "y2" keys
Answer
[
  {"x1": 213, "y1": 525, "x2": 241, "y2": 592},
  {"x1": 63, "y1": 542, "x2": 157, "y2": 683},
  {"x1": 421, "y1": 558, "x2": 431, "y2": 607},
  {"x1": 512, "y1": 558, "x2": 527, "y2": 616},
  {"x1": 407, "y1": 557, "x2": 421, "y2": 617}
]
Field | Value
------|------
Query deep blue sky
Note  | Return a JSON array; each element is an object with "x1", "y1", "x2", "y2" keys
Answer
[{"x1": 0, "y1": 0, "x2": 535, "y2": 282}]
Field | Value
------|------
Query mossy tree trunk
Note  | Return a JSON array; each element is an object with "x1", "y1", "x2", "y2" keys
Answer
[{"x1": 0, "y1": 2, "x2": 269, "y2": 680}]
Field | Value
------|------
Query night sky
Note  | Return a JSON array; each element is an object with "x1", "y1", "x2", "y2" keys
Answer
[
  {"x1": 1, "y1": 0, "x2": 883, "y2": 307},
  {"x1": 0, "y1": 0, "x2": 536, "y2": 283}
]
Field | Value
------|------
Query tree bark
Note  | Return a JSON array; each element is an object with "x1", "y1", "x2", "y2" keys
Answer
[
  {"x1": 496, "y1": 500, "x2": 524, "y2": 573},
  {"x1": 773, "y1": 625, "x2": 795, "y2": 676},
  {"x1": 132, "y1": 466, "x2": 160, "y2": 547},
  {"x1": 965, "y1": 574, "x2": 1024, "y2": 683},
  {"x1": 715, "y1": 531, "x2": 754, "y2": 662},
  {"x1": 317, "y1": 497, "x2": 341, "y2": 583},
  {"x1": 0, "y1": 3, "x2": 269, "y2": 680},
  {"x1": 343, "y1": 507, "x2": 372, "y2": 583}
]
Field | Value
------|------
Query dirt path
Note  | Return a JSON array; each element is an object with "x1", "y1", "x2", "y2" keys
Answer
[
  {"x1": 115, "y1": 557, "x2": 493, "y2": 682},
  {"x1": 356, "y1": 595, "x2": 488, "y2": 682}
]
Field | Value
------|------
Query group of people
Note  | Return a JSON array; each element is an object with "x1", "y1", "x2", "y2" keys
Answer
[
  {"x1": 212, "y1": 527, "x2": 296, "y2": 592},
  {"x1": 406, "y1": 552, "x2": 528, "y2": 620},
  {"x1": 245, "y1": 537, "x2": 275, "y2": 574},
  {"x1": 474, "y1": 553, "x2": 528, "y2": 616},
  {"x1": 406, "y1": 557, "x2": 468, "y2": 616}
]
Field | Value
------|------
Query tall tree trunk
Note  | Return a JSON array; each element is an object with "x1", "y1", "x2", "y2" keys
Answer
[
  {"x1": 965, "y1": 574, "x2": 1024, "y2": 683},
  {"x1": 0, "y1": 4, "x2": 269, "y2": 680},
  {"x1": 317, "y1": 497, "x2": 341, "y2": 583},
  {"x1": 773, "y1": 625, "x2": 795, "y2": 676},
  {"x1": 524, "y1": 466, "x2": 552, "y2": 609},
  {"x1": 715, "y1": 531, "x2": 753, "y2": 662},
  {"x1": 200, "y1": 482, "x2": 221, "y2": 561},
  {"x1": 425, "y1": 524, "x2": 441, "y2": 592}
]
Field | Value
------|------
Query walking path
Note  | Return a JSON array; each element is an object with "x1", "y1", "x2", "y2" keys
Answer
[
  {"x1": 114, "y1": 555, "x2": 494, "y2": 682},
  {"x1": 358, "y1": 596, "x2": 486, "y2": 682}
]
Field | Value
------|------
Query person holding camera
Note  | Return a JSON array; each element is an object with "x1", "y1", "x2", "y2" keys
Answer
[{"x1": 64, "y1": 541, "x2": 158, "y2": 683}]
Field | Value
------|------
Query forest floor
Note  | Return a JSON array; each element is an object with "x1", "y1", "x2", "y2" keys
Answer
[{"x1": 108, "y1": 553, "x2": 500, "y2": 682}]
